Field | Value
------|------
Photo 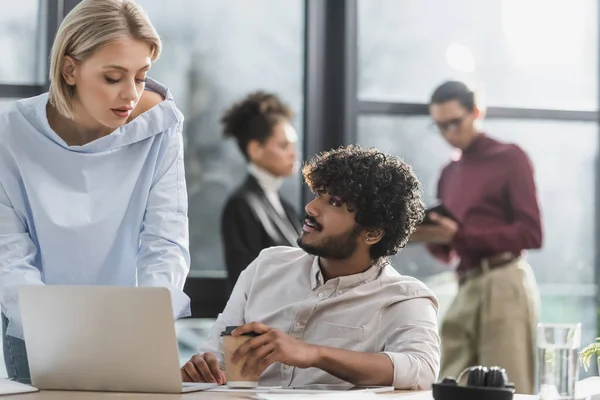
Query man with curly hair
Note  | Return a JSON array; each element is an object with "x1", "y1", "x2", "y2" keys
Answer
[{"x1": 181, "y1": 145, "x2": 440, "y2": 390}]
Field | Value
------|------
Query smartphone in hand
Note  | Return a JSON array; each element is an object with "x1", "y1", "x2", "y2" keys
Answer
[{"x1": 421, "y1": 204, "x2": 456, "y2": 225}]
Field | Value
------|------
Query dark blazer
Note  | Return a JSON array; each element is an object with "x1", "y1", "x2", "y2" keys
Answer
[{"x1": 221, "y1": 175, "x2": 302, "y2": 290}]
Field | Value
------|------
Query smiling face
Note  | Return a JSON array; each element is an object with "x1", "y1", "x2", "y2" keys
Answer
[
  {"x1": 61, "y1": 36, "x2": 153, "y2": 131},
  {"x1": 297, "y1": 189, "x2": 367, "y2": 260}
]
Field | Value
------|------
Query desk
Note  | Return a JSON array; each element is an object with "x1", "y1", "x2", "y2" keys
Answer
[{"x1": 2, "y1": 390, "x2": 423, "y2": 399}]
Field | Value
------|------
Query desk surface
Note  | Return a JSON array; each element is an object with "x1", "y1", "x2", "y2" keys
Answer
[{"x1": 2, "y1": 389, "x2": 423, "y2": 399}]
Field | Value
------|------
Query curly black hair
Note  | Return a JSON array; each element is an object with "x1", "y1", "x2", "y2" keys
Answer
[
  {"x1": 302, "y1": 145, "x2": 425, "y2": 260},
  {"x1": 221, "y1": 91, "x2": 294, "y2": 159}
]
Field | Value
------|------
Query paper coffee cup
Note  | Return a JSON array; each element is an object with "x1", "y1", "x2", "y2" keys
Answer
[{"x1": 221, "y1": 326, "x2": 260, "y2": 388}]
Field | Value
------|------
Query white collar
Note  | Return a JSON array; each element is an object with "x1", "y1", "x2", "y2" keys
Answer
[{"x1": 248, "y1": 163, "x2": 284, "y2": 194}]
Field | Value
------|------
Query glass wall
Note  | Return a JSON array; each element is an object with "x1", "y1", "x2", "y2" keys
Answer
[
  {"x1": 357, "y1": 0, "x2": 599, "y2": 363},
  {"x1": 0, "y1": 0, "x2": 45, "y2": 85},
  {"x1": 358, "y1": 116, "x2": 598, "y2": 331},
  {"x1": 1, "y1": 0, "x2": 598, "y2": 380},
  {"x1": 137, "y1": 0, "x2": 305, "y2": 277},
  {"x1": 358, "y1": 0, "x2": 597, "y2": 110}
]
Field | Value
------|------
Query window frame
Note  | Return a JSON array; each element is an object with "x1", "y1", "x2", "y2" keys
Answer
[
  {"x1": 303, "y1": 0, "x2": 600, "y2": 369},
  {"x1": 10, "y1": 1, "x2": 599, "y2": 336},
  {"x1": 0, "y1": 0, "x2": 80, "y2": 99},
  {"x1": 338, "y1": 1, "x2": 600, "y2": 312}
]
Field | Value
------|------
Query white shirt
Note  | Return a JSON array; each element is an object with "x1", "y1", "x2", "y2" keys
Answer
[
  {"x1": 0, "y1": 79, "x2": 191, "y2": 339},
  {"x1": 247, "y1": 163, "x2": 286, "y2": 217},
  {"x1": 197, "y1": 246, "x2": 440, "y2": 390}
]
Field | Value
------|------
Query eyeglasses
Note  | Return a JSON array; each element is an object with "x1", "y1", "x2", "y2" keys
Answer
[{"x1": 433, "y1": 114, "x2": 469, "y2": 133}]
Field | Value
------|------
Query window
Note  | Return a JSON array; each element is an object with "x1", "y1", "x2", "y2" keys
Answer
[
  {"x1": 358, "y1": 115, "x2": 598, "y2": 354},
  {"x1": 137, "y1": 0, "x2": 305, "y2": 276},
  {"x1": 358, "y1": 0, "x2": 598, "y2": 110},
  {"x1": 0, "y1": 0, "x2": 44, "y2": 85}
]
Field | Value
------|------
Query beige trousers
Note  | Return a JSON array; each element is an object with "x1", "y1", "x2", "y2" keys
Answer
[{"x1": 439, "y1": 259, "x2": 540, "y2": 394}]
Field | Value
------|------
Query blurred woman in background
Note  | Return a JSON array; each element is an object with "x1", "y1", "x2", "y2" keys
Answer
[{"x1": 221, "y1": 92, "x2": 301, "y2": 289}]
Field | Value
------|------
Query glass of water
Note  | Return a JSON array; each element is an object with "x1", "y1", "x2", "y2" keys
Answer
[{"x1": 536, "y1": 323, "x2": 581, "y2": 400}]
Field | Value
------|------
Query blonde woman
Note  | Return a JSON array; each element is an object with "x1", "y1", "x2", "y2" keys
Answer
[{"x1": 0, "y1": 0, "x2": 190, "y2": 383}]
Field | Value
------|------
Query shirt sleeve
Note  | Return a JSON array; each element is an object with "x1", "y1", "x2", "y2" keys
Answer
[
  {"x1": 137, "y1": 123, "x2": 191, "y2": 320},
  {"x1": 452, "y1": 145, "x2": 542, "y2": 254},
  {"x1": 426, "y1": 168, "x2": 454, "y2": 263},
  {"x1": 381, "y1": 297, "x2": 440, "y2": 390},
  {"x1": 195, "y1": 257, "x2": 256, "y2": 368},
  {"x1": 0, "y1": 181, "x2": 43, "y2": 339}
]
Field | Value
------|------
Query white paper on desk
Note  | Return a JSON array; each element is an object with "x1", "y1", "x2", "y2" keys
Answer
[
  {"x1": 0, "y1": 378, "x2": 38, "y2": 396},
  {"x1": 254, "y1": 393, "x2": 380, "y2": 400},
  {"x1": 208, "y1": 386, "x2": 282, "y2": 392},
  {"x1": 387, "y1": 391, "x2": 432, "y2": 399},
  {"x1": 576, "y1": 376, "x2": 600, "y2": 399}
]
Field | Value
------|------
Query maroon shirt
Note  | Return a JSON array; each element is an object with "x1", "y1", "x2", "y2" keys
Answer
[{"x1": 427, "y1": 133, "x2": 542, "y2": 272}]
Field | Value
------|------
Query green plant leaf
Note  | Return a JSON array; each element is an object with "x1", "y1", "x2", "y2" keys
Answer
[{"x1": 579, "y1": 338, "x2": 600, "y2": 371}]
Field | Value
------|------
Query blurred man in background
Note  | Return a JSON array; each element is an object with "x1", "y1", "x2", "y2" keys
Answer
[{"x1": 411, "y1": 81, "x2": 542, "y2": 394}]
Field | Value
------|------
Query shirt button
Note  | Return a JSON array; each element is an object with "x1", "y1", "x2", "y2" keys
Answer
[
  {"x1": 318, "y1": 292, "x2": 324, "y2": 298},
  {"x1": 338, "y1": 290, "x2": 343, "y2": 295},
  {"x1": 295, "y1": 322, "x2": 301, "y2": 328}
]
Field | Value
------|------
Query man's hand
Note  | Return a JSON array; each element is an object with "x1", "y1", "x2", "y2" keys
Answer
[
  {"x1": 181, "y1": 353, "x2": 226, "y2": 385},
  {"x1": 411, "y1": 212, "x2": 458, "y2": 244},
  {"x1": 231, "y1": 322, "x2": 319, "y2": 378}
]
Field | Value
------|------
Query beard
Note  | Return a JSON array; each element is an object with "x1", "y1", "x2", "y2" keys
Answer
[{"x1": 297, "y1": 224, "x2": 362, "y2": 260}]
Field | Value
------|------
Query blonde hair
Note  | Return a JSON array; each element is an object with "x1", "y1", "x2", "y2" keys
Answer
[{"x1": 48, "y1": 0, "x2": 162, "y2": 119}]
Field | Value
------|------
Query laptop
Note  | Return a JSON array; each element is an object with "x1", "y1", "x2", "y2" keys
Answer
[{"x1": 19, "y1": 285, "x2": 218, "y2": 394}]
